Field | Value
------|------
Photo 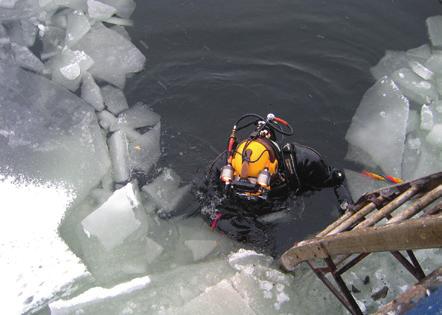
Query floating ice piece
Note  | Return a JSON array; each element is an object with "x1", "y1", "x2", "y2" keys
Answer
[
  {"x1": 39, "y1": 0, "x2": 87, "y2": 11},
  {"x1": 406, "y1": 44, "x2": 431, "y2": 62},
  {"x1": 97, "y1": 109, "x2": 117, "y2": 130},
  {"x1": 105, "y1": 16, "x2": 133, "y2": 26},
  {"x1": 425, "y1": 52, "x2": 442, "y2": 75},
  {"x1": 370, "y1": 51, "x2": 410, "y2": 80},
  {"x1": 141, "y1": 167, "x2": 191, "y2": 214},
  {"x1": 406, "y1": 110, "x2": 419, "y2": 134},
  {"x1": 81, "y1": 72, "x2": 104, "y2": 111},
  {"x1": 49, "y1": 48, "x2": 94, "y2": 91},
  {"x1": 49, "y1": 275, "x2": 151, "y2": 315},
  {"x1": 420, "y1": 104, "x2": 434, "y2": 131},
  {"x1": 82, "y1": 182, "x2": 142, "y2": 250},
  {"x1": 40, "y1": 26, "x2": 65, "y2": 59},
  {"x1": 0, "y1": 0, "x2": 18, "y2": 8},
  {"x1": 110, "y1": 102, "x2": 161, "y2": 131},
  {"x1": 87, "y1": 0, "x2": 117, "y2": 21},
  {"x1": 409, "y1": 60, "x2": 433, "y2": 80},
  {"x1": 108, "y1": 130, "x2": 130, "y2": 182},
  {"x1": 0, "y1": 63, "x2": 110, "y2": 314},
  {"x1": 391, "y1": 68, "x2": 438, "y2": 104},
  {"x1": 344, "y1": 169, "x2": 387, "y2": 201},
  {"x1": 98, "y1": 0, "x2": 135, "y2": 18},
  {"x1": 11, "y1": 42, "x2": 45, "y2": 73},
  {"x1": 426, "y1": 124, "x2": 442, "y2": 148},
  {"x1": 5, "y1": 18, "x2": 37, "y2": 47},
  {"x1": 228, "y1": 249, "x2": 273, "y2": 271},
  {"x1": 65, "y1": 10, "x2": 91, "y2": 47},
  {"x1": 73, "y1": 23, "x2": 145, "y2": 88},
  {"x1": 426, "y1": 16, "x2": 442, "y2": 47},
  {"x1": 101, "y1": 84, "x2": 129, "y2": 114},
  {"x1": 345, "y1": 76, "x2": 409, "y2": 177},
  {"x1": 127, "y1": 122, "x2": 161, "y2": 173},
  {"x1": 110, "y1": 24, "x2": 130, "y2": 40},
  {"x1": 165, "y1": 279, "x2": 256, "y2": 315},
  {"x1": 145, "y1": 237, "x2": 164, "y2": 264},
  {"x1": 184, "y1": 240, "x2": 218, "y2": 261}
]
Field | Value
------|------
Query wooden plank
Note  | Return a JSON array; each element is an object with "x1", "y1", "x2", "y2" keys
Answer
[{"x1": 280, "y1": 215, "x2": 442, "y2": 271}]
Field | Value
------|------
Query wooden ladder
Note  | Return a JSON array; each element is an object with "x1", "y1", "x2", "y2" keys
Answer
[{"x1": 280, "y1": 172, "x2": 442, "y2": 315}]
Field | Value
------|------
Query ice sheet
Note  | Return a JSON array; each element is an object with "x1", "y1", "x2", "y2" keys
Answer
[
  {"x1": 127, "y1": 122, "x2": 161, "y2": 174},
  {"x1": 87, "y1": 0, "x2": 117, "y2": 21},
  {"x1": 345, "y1": 76, "x2": 409, "y2": 177},
  {"x1": 73, "y1": 22, "x2": 145, "y2": 88},
  {"x1": 109, "y1": 102, "x2": 161, "y2": 131}
]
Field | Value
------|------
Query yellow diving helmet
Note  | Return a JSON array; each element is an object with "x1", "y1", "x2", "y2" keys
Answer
[{"x1": 231, "y1": 139, "x2": 278, "y2": 180}]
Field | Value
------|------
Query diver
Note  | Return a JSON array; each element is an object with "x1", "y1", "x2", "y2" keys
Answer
[{"x1": 197, "y1": 113, "x2": 352, "y2": 247}]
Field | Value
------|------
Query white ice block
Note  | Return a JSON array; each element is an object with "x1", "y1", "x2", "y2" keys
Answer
[
  {"x1": 426, "y1": 16, "x2": 442, "y2": 47},
  {"x1": 426, "y1": 124, "x2": 442, "y2": 148},
  {"x1": 345, "y1": 77, "x2": 409, "y2": 177},
  {"x1": 101, "y1": 84, "x2": 129, "y2": 114},
  {"x1": 141, "y1": 167, "x2": 191, "y2": 214},
  {"x1": 110, "y1": 25, "x2": 130, "y2": 40},
  {"x1": 0, "y1": 63, "x2": 110, "y2": 314},
  {"x1": 406, "y1": 110, "x2": 419, "y2": 134},
  {"x1": 391, "y1": 68, "x2": 438, "y2": 105},
  {"x1": 49, "y1": 48, "x2": 94, "y2": 91},
  {"x1": 65, "y1": 9, "x2": 91, "y2": 47},
  {"x1": 98, "y1": 0, "x2": 135, "y2": 18},
  {"x1": 49, "y1": 275, "x2": 151, "y2": 315},
  {"x1": 420, "y1": 104, "x2": 434, "y2": 131},
  {"x1": 0, "y1": 0, "x2": 18, "y2": 8},
  {"x1": 73, "y1": 23, "x2": 145, "y2": 88},
  {"x1": 81, "y1": 72, "x2": 104, "y2": 111},
  {"x1": 104, "y1": 16, "x2": 133, "y2": 26},
  {"x1": 406, "y1": 44, "x2": 431, "y2": 61},
  {"x1": 97, "y1": 109, "x2": 117, "y2": 130},
  {"x1": 370, "y1": 51, "x2": 410, "y2": 80},
  {"x1": 11, "y1": 42, "x2": 45, "y2": 73},
  {"x1": 40, "y1": 26, "x2": 65, "y2": 59},
  {"x1": 184, "y1": 240, "x2": 218, "y2": 261},
  {"x1": 127, "y1": 122, "x2": 161, "y2": 173},
  {"x1": 425, "y1": 52, "x2": 442, "y2": 75},
  {"x1": 408, "y1": 60, "x2": 433, "y2": 80},
  {"x1": 108, "y1": 130, "x2": 130, "y2": 182},
  {"x1": 81, "y1": 182, "x2": 142, "y2": 250},
  {"x1": 87, "y1": 0, "x2": 117, "y2": 21},
  {"x1": 110, "y1": 102, "x2": 161, "y2": 131}
]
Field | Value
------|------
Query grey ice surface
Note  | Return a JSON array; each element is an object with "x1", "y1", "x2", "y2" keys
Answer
[{"x1": 345, "y1": 76, "x2": 409, "y2": 177}]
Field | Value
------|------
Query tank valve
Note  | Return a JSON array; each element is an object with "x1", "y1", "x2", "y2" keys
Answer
[
  {"x1": 220, "y1": 164, "x2": 234, "y2": 184},
  {"x1": 257, "y1": 168, "x2": 271, "y2": 188}
]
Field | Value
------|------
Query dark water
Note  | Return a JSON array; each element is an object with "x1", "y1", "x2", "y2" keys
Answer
[{"x1": 126, "y1": 0, "x2": 442, "y2": 255}]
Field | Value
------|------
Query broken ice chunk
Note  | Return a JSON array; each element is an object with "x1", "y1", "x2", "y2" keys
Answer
[
  {"x1": 110, "y1": 25, "x2": 130, "y2": 40},
  {"x1": 406, "y1": 110, "x2": 419, "y2": 134},
  {"x1": 49, "y1": 275, "x2": 151, "y2": 315},
  {"x1": 40, "y1": 0, "x2": 87, "y2": 11},
  {"x1": 345, "y1": 77, "x2": 409, "y2": 177},
  {"x1": 65, "y1": 10, "x2": 91, "y2": 47},
  {"x1": 168, "y1": 280, "x2": 256, "y2": 315},
  {"x1": 81, "y1": 182, "x2": 142, "y2": 250},
  {"x1": 420, "y1": 104, "x2": 434, "y2": 131},
  {"x1": 81, "y1": 72, "x2": 104, "y2": 111},
  {"x1": 73, "y1": 23, "x2": 145, "y2": 88},
  {"x1": 370, "y1": 51, "x2": 410, "y2": 80},
  {"x1": 412, "y1": 142, "x2": 442, "y2": 179},
  {"x1": 40, "y1": 26, "x2": 65, "y2": 60},
  {"x1": 101, "y1": 85, "x2": 129, "y2": 114},
  {"x1": 98, "y1": 0, "x2": 135, "y2": 18},
  {"x1": 425, "y1": 52, "x2": 442, "y2": 75},
  {"x1": 105, "y1": 16, "x2": 133, "y2": 26},
  {"x1": 87, "y1": 0, "x2": 117, "y2": 21},
  {"x1": 426, "y1": 124, "x2": 442, "y2": 148},
  {"x1": 97, "y1": 110, "x2": 117, "y2": 130},
  {"x1": 145, "y1": 237, "x2": 164, "y2": 264},
  {"x1": 184, "y1": 240, "x2": 218, "y2": 261},
  {"x1": 426, "y1": 16, "x2": 442, "y2": 47},
  {"x1": 228, "y1": 249, "x2": 273, "y2": 270},
  {"x1": 406, "y1": 44, "x2": 431, "y2": 62},
  {"x1": 11, "y1": 43, "x2": 45, "y2": 73},
  {"x1": 127, "y1": 122, "x2": 161, "y2": 173},
  {"x1": 5, "y1": 19, "x2": 37, "y2": 47},
  {"x1": 408, "y1": 60, "x2": 433, "y2": 80},
  {"x1": 108, "y1": 130, "x2": 130, "y2": 182},
  {"x1": 109, "y1": 102, "x2": 161, "y2": 132},
  {"x1": 391, "y1": 68, "x2": 438, "y2": 104},
  {"x1": 49, "y1": 48, "x2": 94, "y2": 91},
  {"x1": 0, "y1": 0, "x2": 18, "y2": 8},
  {"x1": 141, "y1": 167, "x2": 191, "y2": 214}
]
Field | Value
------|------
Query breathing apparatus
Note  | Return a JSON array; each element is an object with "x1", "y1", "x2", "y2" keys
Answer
[{"x1": 219, "y1": 113, "x2": 294, "y2": 200}]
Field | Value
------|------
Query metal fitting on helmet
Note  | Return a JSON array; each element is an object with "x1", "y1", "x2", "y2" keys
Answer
[
  {"x1": 220, "y1": 164, "x2": 234, "y2": 184},
  {"x1": 257, "y1": 168, "x2": 271, "y2": 188}
]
